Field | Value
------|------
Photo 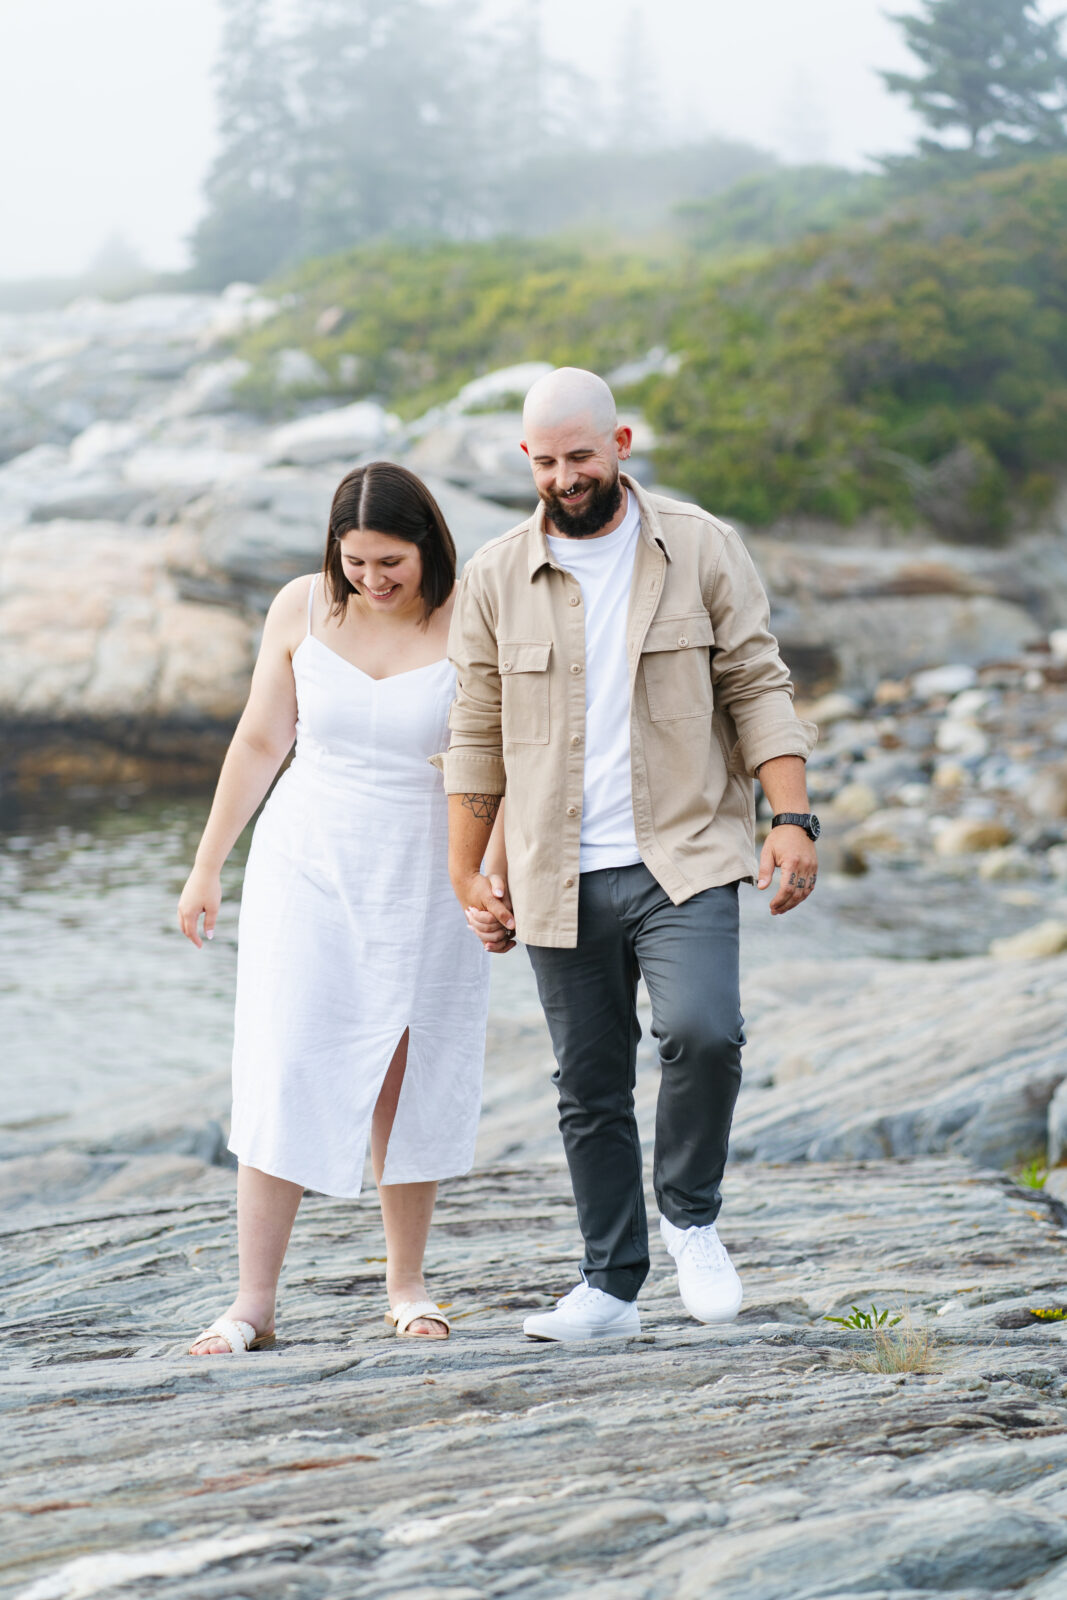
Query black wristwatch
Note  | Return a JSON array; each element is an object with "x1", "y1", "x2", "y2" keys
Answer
[{"x1": 771, "y1": 812, "x2": 821, "y2": 841}]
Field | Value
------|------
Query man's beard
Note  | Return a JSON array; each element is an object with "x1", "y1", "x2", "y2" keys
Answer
[{"x1": 542, "y1": 472, "x2": 623, "y2": 538}]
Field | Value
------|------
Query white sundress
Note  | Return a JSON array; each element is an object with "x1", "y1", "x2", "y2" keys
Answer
[{"x1": 228, "y1": 576, "x2": 490, "y2": 1196}]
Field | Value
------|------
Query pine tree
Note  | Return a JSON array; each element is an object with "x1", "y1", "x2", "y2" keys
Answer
[
  {"x1": 883, "y1": 0, "x2": 1067, "y2": 155},
  {"x1": 287, "y1": 0, "x2": 488, "y2": 256},
  {"x1": 190, "y1": 0, "x2": 299, "y2": 285}
]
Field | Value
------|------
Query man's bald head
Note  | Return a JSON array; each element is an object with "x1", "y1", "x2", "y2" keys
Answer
[
  {"x1": 522, "y1": 367, "x2": 618, "y2": 439},
  {"x1": 520, "y1": 367, "x2": 632, "y2": 538}
]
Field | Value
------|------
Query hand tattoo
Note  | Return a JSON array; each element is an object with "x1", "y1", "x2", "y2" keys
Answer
[
  {"x1": 461, "y1": 793, "x2": 501, "y2": 825},
  {"x1": 796, "y1": 876, "x2": 807, "y2": 889}
]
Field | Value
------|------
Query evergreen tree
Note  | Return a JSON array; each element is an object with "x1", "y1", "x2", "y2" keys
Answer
[
  {"x1": 190, "y1": 0, "x2": 299, "y2": 285},
  {"x1": 287, "y1": 0, "x2": 488, "y2": 258},
  {"x1": 883, "y1": 0, "x2": 1067, "y2": 156}
]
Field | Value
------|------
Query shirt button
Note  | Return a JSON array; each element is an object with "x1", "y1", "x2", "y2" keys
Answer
[
  {"x1": 570, "y1": 663, "x2": 582, "y2": 675},
  {"x1": 678, "y1": 636, "x2": 689, "y2": 648},
  {"x1": 569, "y1": 595, "x2": 580, "y2": 606},
  {"x1": 501, "y1": 661, "x2": 511, "y2": 672},
  {"x1": 564, "y1": 878, "x2": 574, "y2": 888},
  {"x1": 566, "y1": 805, "x2": 578, "y2": 817},
  {"x1": 570, "y1": 734, "x2": 581, "y2": 747}
]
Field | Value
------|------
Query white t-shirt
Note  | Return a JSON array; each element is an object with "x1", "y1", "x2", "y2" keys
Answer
[{"x1": 547, "y1": 490, "x2": 643, "y2": 872}]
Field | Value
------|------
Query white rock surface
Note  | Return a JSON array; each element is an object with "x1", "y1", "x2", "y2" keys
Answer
[
  {"x1": 266, "y1": 399, "x2": 397, "y2": 465},
  {"x1": 934, "y1": 817, "x2": 1014, "y2": 856},
  {"x1": 451, "y1": 361, "x2": 553, "y2": 411},
  {"x1": 913, "y1": 663, "x2": 980, "y2": 699},
  {"x1": 0, "y1": 521, "x2": 255, "y2": 722},
  {"x1": 989, "y1": 921, "x2": 1067, "y2": 961}
]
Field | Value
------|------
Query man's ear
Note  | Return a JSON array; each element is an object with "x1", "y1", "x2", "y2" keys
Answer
[
  {"x1": 520, "y1": 440, "x2": 530, "y2": 458},
  {"x1": 616, "y1": 425, "x2": 633, "y2": 460}
]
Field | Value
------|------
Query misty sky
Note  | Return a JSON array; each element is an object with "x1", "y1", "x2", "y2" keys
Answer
[{"x1": 0, "y1": 0, "x2": 1057, "y2": 281}]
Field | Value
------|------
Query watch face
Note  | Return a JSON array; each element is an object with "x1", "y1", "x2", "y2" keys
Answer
[{"x1": 809, "y1": 814, "x2": 821, "y2": 840}]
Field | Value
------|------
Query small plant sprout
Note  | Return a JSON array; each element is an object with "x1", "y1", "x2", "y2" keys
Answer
[
  {"x1": 1017, "y1": 1160, "x2": 1048, "y2": 1190},
  {"x1": 1030, "y1": 1307, "x2": 1067, "y2": 1322},
  {"x1": 825, "y1": 1304, "x2": 903, "y2": 1331}
]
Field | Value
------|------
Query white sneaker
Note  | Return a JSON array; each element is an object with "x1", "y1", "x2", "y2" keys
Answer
[
  {"x1": 660, "y1": 1214, "x2": 743, "y2": 1324},
  {"x1": 523, "y1": 1281, "x2": 641, "y2": 1342}
]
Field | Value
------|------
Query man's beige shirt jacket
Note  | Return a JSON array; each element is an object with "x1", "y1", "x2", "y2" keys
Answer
[{"x1": 441, "y1": 475, "x2": 817, "y2": 948}]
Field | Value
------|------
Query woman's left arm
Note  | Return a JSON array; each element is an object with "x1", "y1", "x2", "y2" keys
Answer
[{"x1": 483, "y1": 798, "x2": 507, "y2": 882}]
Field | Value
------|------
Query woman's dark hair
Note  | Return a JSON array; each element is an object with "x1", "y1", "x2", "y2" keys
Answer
[{"x1": 323, "y1": 462, "x2": 456, "y2": 623}]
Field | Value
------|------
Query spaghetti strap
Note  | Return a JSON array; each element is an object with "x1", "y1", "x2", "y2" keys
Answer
[{"x1": 306, "y1": 574, "x2": 318, "y2": 638}]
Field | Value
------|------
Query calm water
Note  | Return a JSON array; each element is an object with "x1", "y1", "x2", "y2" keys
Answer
[
  {"x1": 0, "y1": 793, "x2": 542, "y2": 1138},
  {"x1": 0, "y1": 792, "x2": 1050, "y2": 1138}
]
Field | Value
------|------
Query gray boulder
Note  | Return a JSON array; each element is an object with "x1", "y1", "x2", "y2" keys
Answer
[
  {"x1": 773, "y1": 593, "x2": 1042, "y2": 695},
  {"x1": 746, "y1": 531, "x2": 1061, "y2": 692},
  {"x1": 179, "y1": 465, "x2": 515, "y2": 610},
  {"x1": 404, "y1": 412, "x2": 537, "y2": 508},
  {"x1": 265, "y1": 400, "x2": 395, "y2": 466},
  {"x1": 734, "y1": 952, "x2": 1067, "y2": 1168}
]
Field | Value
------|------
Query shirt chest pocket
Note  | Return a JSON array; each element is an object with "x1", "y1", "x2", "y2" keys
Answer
[
  {"x1": 640, "y1": 612, "x2": 715, "y2": 722},
  {"x1": 499, "y1": 640, "x2": 552, "y2": 745}
]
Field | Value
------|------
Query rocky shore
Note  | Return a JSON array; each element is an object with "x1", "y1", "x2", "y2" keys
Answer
[
  {"x1": 4, "y1": 288, "x2": 1067, "y2": 1596},
  {"x1": 3, "y1": 867, "x2": 1067, "y2": 1596},
  {"x1": 4, "y1": 1141, "x2": 1067, "y2": 1598},
  {"x1": 3, "y1": 288, "x2": 1067, "y2": 797}
]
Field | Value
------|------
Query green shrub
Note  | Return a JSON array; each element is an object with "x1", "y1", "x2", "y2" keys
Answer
[{"x1": 234, "y1": 157, "x2": 1067, "y2": 533}]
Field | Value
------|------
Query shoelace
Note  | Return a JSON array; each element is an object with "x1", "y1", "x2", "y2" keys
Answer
[
  {"x1": 557, "y1": 1281, "x2": 602, "y2": 1310},
  {"x1": 678, "y1": 1227, "x2": 728, "y2": 1270}
]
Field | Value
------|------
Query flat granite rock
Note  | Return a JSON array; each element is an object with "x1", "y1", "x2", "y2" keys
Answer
[{"x1": 3, "y1": 1159, "x2": 1067, "y2": 1600}]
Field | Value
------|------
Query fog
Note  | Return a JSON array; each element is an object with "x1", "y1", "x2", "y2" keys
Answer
[{"x1": 0, "y1": 0, "x2": 1057, "y2": 280}]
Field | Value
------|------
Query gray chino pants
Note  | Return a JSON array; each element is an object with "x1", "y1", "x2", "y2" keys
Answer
[{"x1": 526, "y1": 862, "x2": 744, "y2": 1302}]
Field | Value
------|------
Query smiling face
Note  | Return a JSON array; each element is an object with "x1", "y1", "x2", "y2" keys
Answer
[
  {"x1": 521, "y1": 413, "x2": 633, "y2": 539},
  {"x1": 337, "y1": 526, "x2": 424, "y2": 617}
]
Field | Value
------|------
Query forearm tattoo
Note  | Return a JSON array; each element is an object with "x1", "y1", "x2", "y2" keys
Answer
[{"x1": 460, "y1": 793, "x2": 501, "y2": 825}]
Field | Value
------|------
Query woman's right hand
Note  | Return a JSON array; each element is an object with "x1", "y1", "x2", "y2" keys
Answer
[
  {"x1": 178, "y1": 866, "x2": 223, "y2": 949},
  {"x1": 463, "y1": 872, "x2": 516, "y2": 954}
]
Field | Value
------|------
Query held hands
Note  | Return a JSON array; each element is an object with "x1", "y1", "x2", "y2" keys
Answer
[
  {"x1": 462, "y1": 872, "x2": 516, "y2": 954},
  {"x1": 757, "y1": 826, "x2": 818, "y2": 916},
  {"x1": 178, "y1": 866, "x2": 223, "y2": 949}
]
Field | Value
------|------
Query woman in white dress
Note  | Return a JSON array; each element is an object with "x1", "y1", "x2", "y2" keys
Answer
[{"x1": 178, "y1": 462, "x2": 510, "y2": 1353}]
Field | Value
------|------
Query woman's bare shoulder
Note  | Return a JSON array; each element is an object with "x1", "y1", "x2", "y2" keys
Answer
[
  {"x1": 269, "y1": 574, "x2": 318, "y2": 618},
  {"x1": 258, "y1": 574, "x2": 318, "y2": 657}
]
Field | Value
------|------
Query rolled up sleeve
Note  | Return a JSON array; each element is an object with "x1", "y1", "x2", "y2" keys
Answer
[
  {"x1": 706, "y1": 528, "x2": 818, "y2": 777},
  {"x1": 440, "y1": 565, "x2": 507, "y2": 796}
]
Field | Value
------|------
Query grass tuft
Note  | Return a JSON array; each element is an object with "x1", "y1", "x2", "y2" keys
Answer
[
  {"x1": 852, "y1": 1314, "x2": 937, "y2": 1375},
  {"x1": 1016, "y1": 1159, "x2": 1049, "y2": 1190}
]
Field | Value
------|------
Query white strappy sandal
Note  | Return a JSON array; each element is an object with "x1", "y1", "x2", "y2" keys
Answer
[
  {"x1": 189, "y1": 1316, "x2": 277, "y2": 1355},
  {"x1": 385, "y1": 1300, "x2": 451, "y2": 1339}
]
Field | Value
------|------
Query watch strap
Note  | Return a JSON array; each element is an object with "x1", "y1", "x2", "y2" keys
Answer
[{"x1": 771, "y1": 812, "x2": 817, "y2": 837}]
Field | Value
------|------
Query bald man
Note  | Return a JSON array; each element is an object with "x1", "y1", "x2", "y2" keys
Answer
[{"x1": 444, "y1": 368, "x2": 818, "y2": 1341}]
